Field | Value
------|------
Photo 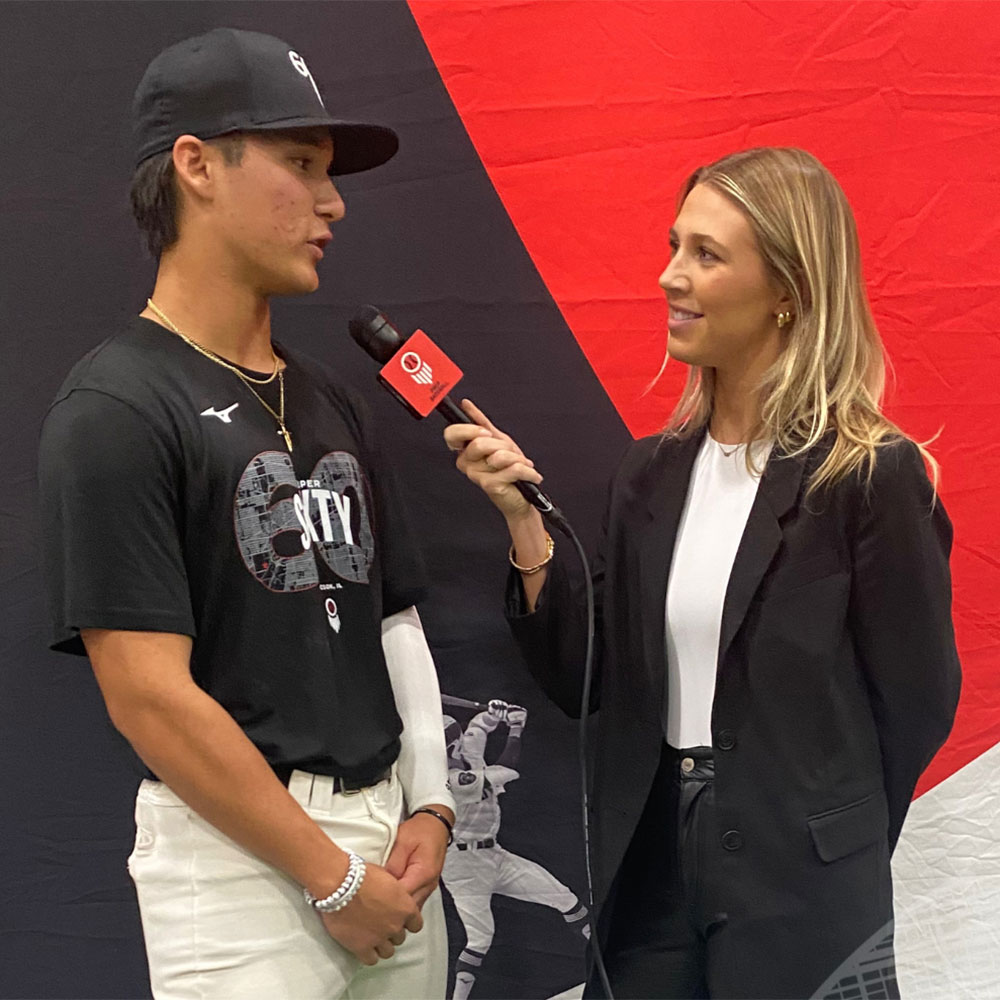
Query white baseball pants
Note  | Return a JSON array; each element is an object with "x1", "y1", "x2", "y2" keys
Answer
[{"x1": 127, "y1": 767, "x2": 447, "y2": 999}]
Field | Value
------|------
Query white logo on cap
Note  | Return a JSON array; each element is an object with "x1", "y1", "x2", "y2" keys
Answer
[{"x1": 288, "y1": 51, "x2": 325, "y2": 109}]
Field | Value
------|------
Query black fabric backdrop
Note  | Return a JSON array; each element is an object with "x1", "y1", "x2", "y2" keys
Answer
[{"x1": 0, "y1": 3, "x2": 630, "y2": 998}]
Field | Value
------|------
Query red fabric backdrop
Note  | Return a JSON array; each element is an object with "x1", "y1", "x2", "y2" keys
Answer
[{"x1": 410, "y1": 0, "x2": 1000, "y2": 797}]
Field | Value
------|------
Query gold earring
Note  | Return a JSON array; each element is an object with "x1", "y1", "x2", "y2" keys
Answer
[{"x1": 777, "y1": 310, "x2": 793, "y2": 329}]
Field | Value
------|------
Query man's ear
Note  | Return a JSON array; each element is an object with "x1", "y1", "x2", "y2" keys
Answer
[{"x1": 171, "y1": 134, "x2": 218, "y2": 203}]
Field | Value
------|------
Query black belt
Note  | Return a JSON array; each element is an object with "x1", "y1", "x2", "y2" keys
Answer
[
  {"x1": 455, "y1": 837, "x2": 495, "y2": 851},
  {"x1": 272, "y1": 764, "x2": 392, "y2": 792}
]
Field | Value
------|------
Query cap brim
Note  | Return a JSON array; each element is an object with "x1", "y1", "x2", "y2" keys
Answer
[
  {"x1": 241, "y1": 117, "x2": 398, "y2": 175},
  {"x1": 327, "y1": 122, "x2": 399, "y2": 175}
]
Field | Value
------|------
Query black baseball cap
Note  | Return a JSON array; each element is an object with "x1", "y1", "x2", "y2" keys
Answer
[{"x1": 133, "y1": 27, "x2": 398, "y2": 175}]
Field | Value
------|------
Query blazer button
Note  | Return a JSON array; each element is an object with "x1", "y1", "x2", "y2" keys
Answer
[
  {"x1": 716, "y1": 730, "x2": 736, "y2": 750},
  {"x1": 722, "y1": 830, "x2": 744, "y2": 852}
]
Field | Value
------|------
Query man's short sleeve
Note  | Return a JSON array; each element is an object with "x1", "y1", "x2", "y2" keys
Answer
[
  {"x1": 38, "y1": 389, "x2": 195, "y2": 654},
  {"x1": 348, "y1": 395, "x2": 428, "y2": 618},
  {"x1": 370, "y1": 455, "x2": 429, "y2": 617}
]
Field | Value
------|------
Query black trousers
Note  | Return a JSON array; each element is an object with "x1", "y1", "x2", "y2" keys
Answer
[{"x1": 585, "y1": 743, "x2": 898, "y2": 1000}]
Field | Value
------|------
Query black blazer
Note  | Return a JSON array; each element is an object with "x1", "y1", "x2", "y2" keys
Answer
[{"x1": 508, "y1": 430, "x2": 961, "y2": 916}]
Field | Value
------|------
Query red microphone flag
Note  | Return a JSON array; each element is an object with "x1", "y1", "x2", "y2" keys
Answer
[{"x1": 379, "y1": 329, "x2": 464, "y2": 418}]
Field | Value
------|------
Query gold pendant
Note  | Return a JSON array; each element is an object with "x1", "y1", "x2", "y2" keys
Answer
[{"x1": 279, "y1": 426, "x2": 293, "y2": 452}]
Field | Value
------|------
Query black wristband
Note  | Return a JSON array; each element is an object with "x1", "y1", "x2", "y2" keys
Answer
[{"x1": 412, "y1": 807, "x2": 454, "y2": 845}]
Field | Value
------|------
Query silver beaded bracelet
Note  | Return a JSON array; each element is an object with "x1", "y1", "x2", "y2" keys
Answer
[{"x1": 303, "y1": 851, "x2": 367, "y2": 913}]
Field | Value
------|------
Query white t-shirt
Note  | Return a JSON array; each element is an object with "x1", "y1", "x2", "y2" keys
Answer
[{"x1": 662, "y1": 433, "x2": 771, "y2": 749}]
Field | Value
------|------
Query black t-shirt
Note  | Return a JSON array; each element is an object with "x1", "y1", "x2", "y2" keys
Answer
[{"x1": 38, "y1": 318, "x2": 427, "y2": 781}]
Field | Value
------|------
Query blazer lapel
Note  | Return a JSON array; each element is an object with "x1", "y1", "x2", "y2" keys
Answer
[
  {"x1": 638, "y1": 431, "x2": 705, "y2": 698},
  {"x1": 717, "y1": 448, "x2": 806, "y2": 663}
]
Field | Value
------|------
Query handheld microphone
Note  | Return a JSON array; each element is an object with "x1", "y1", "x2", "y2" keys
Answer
[{"x1": 348, "y1": 305, "x2": 571, "y2": 537}]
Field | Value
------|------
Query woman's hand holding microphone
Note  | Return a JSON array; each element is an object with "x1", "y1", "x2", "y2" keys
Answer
[{"x1": 443, "y1": 399, "x2": 553, "y2": 609}]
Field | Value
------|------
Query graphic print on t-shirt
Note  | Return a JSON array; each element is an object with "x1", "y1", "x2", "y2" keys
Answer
[
  {"x1": 234, "y1": 450, "x2": 374, "y2": 593},
  {"x1": 324, "y1": 597, "x2": 342, "y2": 632}
]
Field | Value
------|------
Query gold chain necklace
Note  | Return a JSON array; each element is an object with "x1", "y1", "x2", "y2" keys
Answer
[
  {"x1": 147, "y1": 299, "x2": 279, "y2": 384},
  {"x1": 146, "y1": 298, "x2": 293, "y2": 452}
]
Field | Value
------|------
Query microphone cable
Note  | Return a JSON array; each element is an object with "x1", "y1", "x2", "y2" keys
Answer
[{"x1": 561, "y1": 523, "x2": 615, "y2": 1000}]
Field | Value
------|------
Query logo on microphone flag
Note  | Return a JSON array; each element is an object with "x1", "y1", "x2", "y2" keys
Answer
[
  {"x1": 401, "y1": 351, "x2": 434, "y2": 385},
  {"x1": 379, "y1": 329, "x2": 463, "y2": 417}
]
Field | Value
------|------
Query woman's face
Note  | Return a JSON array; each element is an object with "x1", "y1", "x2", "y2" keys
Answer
[{"x1": 658, "y1": 183, "x2": 787, "y2": 377}]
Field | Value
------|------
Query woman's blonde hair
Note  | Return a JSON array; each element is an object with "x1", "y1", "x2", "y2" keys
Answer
[{"x1": 658, "y1": 146, "x2": 936, "y2": 493}]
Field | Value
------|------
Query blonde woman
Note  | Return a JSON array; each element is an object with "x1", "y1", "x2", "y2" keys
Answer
[{"x1": 444, "y1": 148, "x2": 961, "y2": 999}]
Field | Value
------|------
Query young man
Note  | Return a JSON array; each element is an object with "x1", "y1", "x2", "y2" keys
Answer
[{"x1": 38, "y1": 28, "x2": 455, "y2": 999}]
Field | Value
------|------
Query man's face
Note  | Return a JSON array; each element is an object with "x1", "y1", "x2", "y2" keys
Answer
[{"x1": 212, "y1": 127, "x2": 343, "y2": 297}]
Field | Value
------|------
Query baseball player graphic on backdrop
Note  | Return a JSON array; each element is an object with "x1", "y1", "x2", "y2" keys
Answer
[{"x1": 441, "y1": 698, "x2": 589, "y2": 1000}]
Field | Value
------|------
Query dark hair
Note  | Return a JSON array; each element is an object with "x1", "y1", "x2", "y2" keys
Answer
[{"x1": 129, "y1": 134, "x2": 246, "y2": 258}]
